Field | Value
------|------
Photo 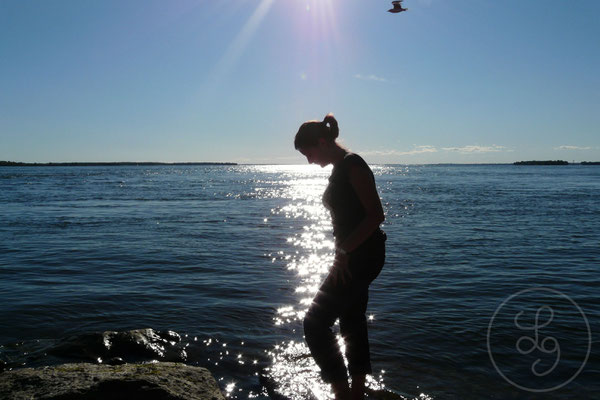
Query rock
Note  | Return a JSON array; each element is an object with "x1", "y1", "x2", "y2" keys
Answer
[
  {"x1": 47, "y1": 328, "x2": 186, "y2": 363},
  {"x1": 107, "y1": 357, "x2": 125, "y2": 366},
  {"x1": 0, "y1": 362, "x2": 225, "y2": 400}
]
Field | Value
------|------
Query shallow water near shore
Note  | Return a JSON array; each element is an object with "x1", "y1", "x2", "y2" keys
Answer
[{"x1": 1, "y1": 164, "x2": 599, "y2": 399}]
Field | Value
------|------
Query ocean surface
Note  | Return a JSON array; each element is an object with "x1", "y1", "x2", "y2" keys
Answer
[{"x1": 0, "y1": 164, "x2": 598, "y2": 399}]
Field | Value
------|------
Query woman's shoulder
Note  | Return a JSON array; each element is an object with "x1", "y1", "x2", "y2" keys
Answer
[
  {"x1": 342, "y1": 152, "x2": 370, "y2": 170},
  {"x1": 331, "y1": 152, "x2": 373, "y2": 182}
]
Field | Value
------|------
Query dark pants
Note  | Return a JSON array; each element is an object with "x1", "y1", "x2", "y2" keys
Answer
[{"x1": 303, "y1": 230, "x2": 386, "y2": 383}]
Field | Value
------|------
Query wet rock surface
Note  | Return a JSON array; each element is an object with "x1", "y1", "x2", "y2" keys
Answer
[
  {"x1": 0, "y1": 362, "x2": 225, "y2": 400},
  {"x1": 47, "y1": 328, "x2": 187, "y2": 364}
]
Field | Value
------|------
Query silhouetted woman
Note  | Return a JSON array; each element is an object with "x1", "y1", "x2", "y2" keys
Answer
[{"x1": 294, "y1": 114, "x2": 386, "y2": 400}]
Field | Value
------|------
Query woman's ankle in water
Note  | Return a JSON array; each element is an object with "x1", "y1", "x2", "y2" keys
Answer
[
  {"x1": 350, "y1": 374, "x2": 366, "y2": 400},
  {"x1": 331, "y1": 380, "x2": 350, "y2": 400}
]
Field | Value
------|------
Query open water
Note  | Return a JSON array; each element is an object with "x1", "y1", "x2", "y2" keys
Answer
[{"x1": 0, "y1": 164, "x2": 598, "y2": 399}]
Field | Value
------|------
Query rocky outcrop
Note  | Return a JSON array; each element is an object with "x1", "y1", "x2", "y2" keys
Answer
[
  {"x1": 47, "y1": 328, "x2": 187, "y2": 364},
  {"x1": 0, "y1": 362, "x2": 225, "y2": 400}
]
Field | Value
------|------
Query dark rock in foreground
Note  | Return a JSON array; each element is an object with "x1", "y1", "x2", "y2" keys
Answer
[
  {"x1": 48, "y1": 328, "x2": 187, "y2": 364},
  {"x1": 0, "y1": 362, "x2": 225, "y2": 400}
]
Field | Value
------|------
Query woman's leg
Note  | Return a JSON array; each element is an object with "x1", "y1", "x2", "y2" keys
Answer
[
  {"x1": 331, "y1": 380, "x2": 351, "y2": 400},
  {"x1": 340, "y1": 233, "x2": 385, "y2": 396},
  {"x1": 350, "y1": 374, "x2": 366, "y2": 400},
  {"x1": 303, "y1": 277, "x2": 349, "y2": 386},
  {"x1": 304, "y1": 290, "x2": 351, "y2": 400},
  {"x1": 339, "y1": 285, "x2": 372, "y2": 381},
  {"x1": 304, "y1": 232, "x2": 384, "y2": 396}
]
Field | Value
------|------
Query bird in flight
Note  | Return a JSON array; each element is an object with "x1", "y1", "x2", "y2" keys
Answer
[{"x1": 388, "y1": 0, "x2": 408, "y2": 13}]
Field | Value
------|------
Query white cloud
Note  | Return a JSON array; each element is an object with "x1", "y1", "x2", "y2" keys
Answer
[
  {"x1": 354, "y1": 74, "x2": 387, "y2": 82},
  {"x1": 442, "y1": 145, "x2": 507, "y2": 154},
  {"x1": 234, "y1": 155, "x2": 302, "y2": 164},
  {"x1": 361, "y1": 144, "x2": 512, "y2": 159},
  {"x1": 554, "y1": 145, "x2": 593, "y2": 150},
  {"x1": 362, "y1": 145, "x2": 437, "y2": 156}
]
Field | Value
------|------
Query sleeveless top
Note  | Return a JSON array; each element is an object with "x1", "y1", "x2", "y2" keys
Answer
[{"x1": 322, "y1": 152, "x2": 375, "y2": 243}]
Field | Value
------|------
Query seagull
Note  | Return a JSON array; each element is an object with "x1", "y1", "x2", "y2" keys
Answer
[{"x1": 388, "y1": 0, "x2": 407, "y2": 13}]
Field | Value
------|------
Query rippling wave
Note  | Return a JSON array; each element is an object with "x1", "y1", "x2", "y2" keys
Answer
[{"x1": 1, "y1": 164, "x2": 598, "y2": 399}]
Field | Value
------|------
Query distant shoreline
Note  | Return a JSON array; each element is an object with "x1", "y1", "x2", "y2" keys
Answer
[
  {"x1": 0, "y1": 161, "x2": 237, "y2": 167},
  {"x1": 514, "y1": 160, "x2": 600, "y2": 165},
  {"x1": 2, "y1": 161, "x2": 599, "y2": 167},
  {"x1": 514, "y1": 160, "x2": 569, "y2": 165}
]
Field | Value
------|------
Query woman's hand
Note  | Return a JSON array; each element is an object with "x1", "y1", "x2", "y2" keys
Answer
[{"x1": 330, "y1": 250, "x2": 351, "y2": 286}]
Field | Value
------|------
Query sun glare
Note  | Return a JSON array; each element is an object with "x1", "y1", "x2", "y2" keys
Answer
[
  {"x1": 291, "y1": 0, "x2": 344, "y2": 88},
  {"x1": 210, "y1": 0, "x2": 276, "y2": 83},
  {"x1": 297, "y1": 0, "x2": 340, "y2": 42}
]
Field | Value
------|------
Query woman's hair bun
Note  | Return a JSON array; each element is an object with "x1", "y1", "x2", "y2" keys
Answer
[
  {"x1": 322, "y1": 113, "x2": 339, "y2": 140},
  {"x1": 294, "y1": 113, "x2": 340, "y2": 149}
]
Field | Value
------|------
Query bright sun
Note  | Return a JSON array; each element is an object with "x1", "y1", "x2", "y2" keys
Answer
[{"x1": 296, "y1": 0, "x2": 339, "y2": 41}]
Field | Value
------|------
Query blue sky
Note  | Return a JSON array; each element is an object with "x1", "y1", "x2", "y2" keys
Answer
[{"x1": 1, "y1": 0, "x2": 598, "y2": 164}]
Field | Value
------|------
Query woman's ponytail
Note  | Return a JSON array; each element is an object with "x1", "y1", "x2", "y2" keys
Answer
[
  {"x1": 294, "y1": 113, "x2": 340, "y2": 149},
  {"x1": 322, "y1": 113, "x2": 339, "y2": 140}
]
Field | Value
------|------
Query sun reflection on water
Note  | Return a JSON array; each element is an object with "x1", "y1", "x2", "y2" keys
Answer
[
  {"x1": 260, "y1": 165, "x2": 394, "y2": 399},
  {"x1": 246, "y1": 165, "x2": 429, "y2": 399}
]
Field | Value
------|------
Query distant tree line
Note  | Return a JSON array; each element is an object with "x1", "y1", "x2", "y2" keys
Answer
[
  {"x1": 513, "y1": 160, "x2": 600, "y2": 165},
  {"x1": 514, "y1": 160, "x2": 569, "y2": 165}
]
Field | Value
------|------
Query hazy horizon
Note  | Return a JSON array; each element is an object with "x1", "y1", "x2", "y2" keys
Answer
[{"x1": 3, "y1": 159, "x2": 598, "y2": 166}]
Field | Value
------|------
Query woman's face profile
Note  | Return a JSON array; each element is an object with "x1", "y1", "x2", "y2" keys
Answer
[{"x1": 299, "y1": 146, "x2": 327, "y2": 167}]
